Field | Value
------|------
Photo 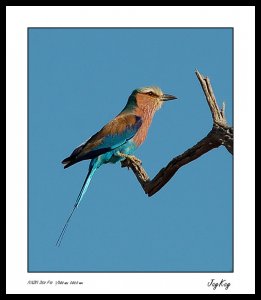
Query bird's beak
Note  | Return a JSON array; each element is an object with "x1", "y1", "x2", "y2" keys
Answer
[{"x1": 162, "y1": 94, "x2": 177, "y2": 101}]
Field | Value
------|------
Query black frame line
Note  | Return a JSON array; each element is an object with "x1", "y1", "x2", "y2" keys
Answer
[{"x1": 27, "y1": 27, "x2": 234, "y2": 273}]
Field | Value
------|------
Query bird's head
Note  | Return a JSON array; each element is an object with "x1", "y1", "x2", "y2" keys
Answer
[{"x1": 128, "y1": 86, "x2": 177, "y2": 113}]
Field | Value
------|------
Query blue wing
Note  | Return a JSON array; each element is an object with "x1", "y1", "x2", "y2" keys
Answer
[{"x1": 62, "y1": 114, "x2": 142, "y2": 168}]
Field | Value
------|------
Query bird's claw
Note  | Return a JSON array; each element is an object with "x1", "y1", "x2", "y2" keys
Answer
[
  {"x1": 127, "y1": 155, "x2": 142, "y2": 165},
  {"x1": 117, "y1": 152, "x2": 142, "y2": 166}
]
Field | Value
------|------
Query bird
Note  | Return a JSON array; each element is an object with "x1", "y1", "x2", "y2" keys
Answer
[{"x1": 56, "y1": 86, "x2": 177, "y2": 246}]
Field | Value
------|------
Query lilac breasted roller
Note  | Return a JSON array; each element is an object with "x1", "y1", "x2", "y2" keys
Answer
[{"x1": 56, "y1": 86, "x2": 177, "y2": 246}]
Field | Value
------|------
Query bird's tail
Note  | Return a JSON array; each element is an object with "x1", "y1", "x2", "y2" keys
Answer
[{"x1": 56, "y1": 163, "x2": 97, "y2": 247}]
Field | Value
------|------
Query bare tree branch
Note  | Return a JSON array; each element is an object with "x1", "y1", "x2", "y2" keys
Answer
[
  {"x1": 121, "y1": 70, "x2": 233, "y2": 197},
  {"x1": 195, "y1": 70, "x2": 227, "y2": 126}
]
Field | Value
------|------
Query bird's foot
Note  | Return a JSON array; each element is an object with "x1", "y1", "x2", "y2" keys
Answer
[
  {"x1": 126, "y1": 155, "x2": 142, "y2": 165},
  {"x1": 117, "y1": 152, "x2": 142, "y2": 167}
]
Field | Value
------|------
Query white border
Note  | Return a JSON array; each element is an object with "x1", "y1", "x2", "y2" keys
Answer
[{"x1": 6, "y1": 6, "x2": 255, "y2": 294}]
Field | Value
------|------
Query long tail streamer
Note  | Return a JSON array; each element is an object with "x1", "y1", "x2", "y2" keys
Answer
[{"x1": 56, "y1": 166, "x2": 96, "y2": 247}]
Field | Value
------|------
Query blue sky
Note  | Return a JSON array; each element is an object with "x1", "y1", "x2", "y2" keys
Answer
[{"x1": 29, "y1": 28, "x2": 232, "y2": 272}]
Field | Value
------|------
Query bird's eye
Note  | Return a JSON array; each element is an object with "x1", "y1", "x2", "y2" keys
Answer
[{"x1": 148, "y1": 92, "x2": 153, "y2": 96}]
